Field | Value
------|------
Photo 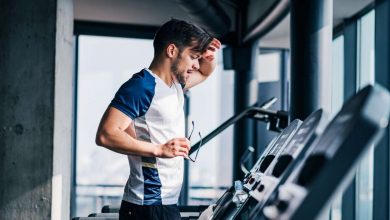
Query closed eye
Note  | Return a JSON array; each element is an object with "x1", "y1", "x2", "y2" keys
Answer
[{"x1": 191, "y1": 53, "x2": 202, "y2": 60}]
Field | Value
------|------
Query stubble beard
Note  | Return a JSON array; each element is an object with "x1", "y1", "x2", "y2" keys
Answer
[{"x1": 171, "y1": 55, "x2": 187, "y2": 85}]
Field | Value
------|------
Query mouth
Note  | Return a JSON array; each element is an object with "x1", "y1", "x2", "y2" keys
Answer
[
  {"x1": 185, "y1": 71, "x2": 193, "y2": 80},
  {"x1": 187, "y1": 68, "x2": 197, "y2": 75}
]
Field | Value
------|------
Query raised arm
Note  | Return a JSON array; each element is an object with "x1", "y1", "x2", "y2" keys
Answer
[
  {"x1": 184, "y1": 38, "x2": 221, "y2": 90},
  {"x1": 96, "y1": 106, "x2": 190, "y2": 158}
]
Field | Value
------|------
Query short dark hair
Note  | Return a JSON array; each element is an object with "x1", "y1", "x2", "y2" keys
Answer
[{"x1": 153, "y1": 18, "x2": 213, "y2": 56}]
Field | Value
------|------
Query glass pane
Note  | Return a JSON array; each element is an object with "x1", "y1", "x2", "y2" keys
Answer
[
  {"x1": 256, "y1": 51, "x2": 284, "y2": 156},
  {"x1": 188, "y1": 48, "x2": 235, "y2": 205},
  {"x1": 257, "y1": 52, "x2": 281, "y2": 82},
  {"x1": 356, "y1": 10, "x2": 375, "y2": 220},
  {"x1": 330, "y1": 35, "x2": 344, "y2": 220},
  {"x1": 76, "y1": 35, "x2": 154, "y2": 216},
  {"x1": 358, "y1": 11, "x2": 375, "y2": 88},
  {"x1": 331, "y1": 36, "x2": 344, "y2": 116}
]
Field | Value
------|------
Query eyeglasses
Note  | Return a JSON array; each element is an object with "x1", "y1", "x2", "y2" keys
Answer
[{"x1": 187, "y1": 121, "x2": 203, "y2": 162}]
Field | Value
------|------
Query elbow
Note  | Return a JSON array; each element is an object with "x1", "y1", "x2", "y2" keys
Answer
[{"x1": 95, "y1": 130, "x2": 108, "y2": 147}]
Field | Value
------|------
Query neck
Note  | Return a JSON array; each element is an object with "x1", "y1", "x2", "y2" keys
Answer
[{"x1": 149, "y1": 58, "x2": 175, "y2": 87}]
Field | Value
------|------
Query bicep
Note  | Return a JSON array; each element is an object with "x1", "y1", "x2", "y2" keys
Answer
[{"x1": 98, "y1": 107, "x2": 133, "y2": 134}]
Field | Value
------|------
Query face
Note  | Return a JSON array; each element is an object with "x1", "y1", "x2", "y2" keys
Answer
[{"x1": 170, "y1": 46, "x2": 201, "y2": 85}]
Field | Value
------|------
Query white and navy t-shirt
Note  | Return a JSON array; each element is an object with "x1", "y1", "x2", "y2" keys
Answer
[{"x1": 110, "y1": 68, "x2": 185, "y2": 205}]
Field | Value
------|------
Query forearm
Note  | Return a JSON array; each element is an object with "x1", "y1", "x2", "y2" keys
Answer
[
  {"x1": 198, "y1": 38, "x2": 220, "y2": 77},
  {"x1": 96, "y1": 128, "x2": 159, "y2": 157},
  {"x1": 198, "y1": 57, "x2": 217, "y2": 77}
]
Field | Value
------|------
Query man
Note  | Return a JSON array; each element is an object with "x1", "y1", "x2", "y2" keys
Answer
[{"x1": 95, "y1": 18, "x2": 221, "y2": 220}]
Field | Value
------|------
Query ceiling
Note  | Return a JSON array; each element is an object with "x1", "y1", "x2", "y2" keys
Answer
[
  {"x1": 261, "y1": 0, "x2": 373, "y2": 48},
  {"x1": 74, "y1": 0, "x2": 237, "y2": 31},
  {"x1": 74, "y1": 0, "x2": 374, "y2": 47},
  {"x1": 75, "y1": 0, "x2": 194, "y2": 27}
]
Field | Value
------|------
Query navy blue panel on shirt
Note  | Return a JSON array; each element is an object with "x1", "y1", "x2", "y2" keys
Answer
[
  {"x1": 142, "y1": 167, "x2": 163, "y2": 205},
  {"x1": 110, "y1": 70, "x2": 156, "y2": 119}
]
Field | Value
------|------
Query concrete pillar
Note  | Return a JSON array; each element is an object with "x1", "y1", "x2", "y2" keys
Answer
[
  {"x1": 290, "y1": 0, "x2": 333, "y2": 120},
  {"x1": 0, "y1": 0, "x2": 74, "y2": 219}
]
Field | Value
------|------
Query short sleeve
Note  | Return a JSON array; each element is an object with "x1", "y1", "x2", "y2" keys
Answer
[{"x1": 109, "y1": 71, "x2": 156, "y2": 119}]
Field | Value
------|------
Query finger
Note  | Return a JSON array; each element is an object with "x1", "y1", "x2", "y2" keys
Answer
[
  {"x1": 177, "y1": 137, "x2": 188, "y2": 141},
  {"x1": 175, "y1": 152, "x2": 186, "y2": 157},
  {"x1": 205, "y1": 55, "x2": 215, "y2": 61},
  {"x1": 174, "y1": 151, "x2": 188, "y2": 158},
  {"x1": 171, "y1": 139, "x2": 188, "y2": 148},
  {"x1": 177, "y1": 140, "x2": 190, "y2": 149},
  {"x1": 215, "y1": 39, "x2": 221, "y2": 47},
  {"x1": 187, "y1": 140, "x2": 191, "y2": 149},
  {"x1": 178, "y1": 137, "x2": 190, "y2": 144},
  {"x1": 210, "y1": 41, "x2": 219, "y2": 48},
  {"x1": 208, "y1": 46, "x2": 216, "y2": 52},
  {"x1": 202, "y1": 51, "x2": 213, "y2": 58},
  {"x1": 202, "y1": 49, "x2": 214, "y2": 57},
  {"x1": 173, "y1": 138, "x2": 187, "y2": 146},
  {"x1": 177, "y1": 147, "x2": 189, "y2": 155},
  {"x1": 185, "y1": 138, "x2": 191, "y2": 146},
  {"x1": 211, "y1": 38, "x2": 221, "y2": 48},
  {"x1": 175, "y1": 138, "x2": 190, "y2": 147},
  {"x1": 210, "y1": 42, "x2": 219, "y2": 50}
]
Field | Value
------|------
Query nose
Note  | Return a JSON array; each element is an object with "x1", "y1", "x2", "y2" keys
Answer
[{"x1": 192, "y1": 59, "x2": 200, "y2": 70}]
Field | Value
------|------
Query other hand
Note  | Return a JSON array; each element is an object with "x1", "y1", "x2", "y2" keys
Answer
[{"x1": 156, "y1": 137, "x2": 191, "y2": 158}]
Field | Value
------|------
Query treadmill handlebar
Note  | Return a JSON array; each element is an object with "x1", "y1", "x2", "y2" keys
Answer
[
  {"x1": 189, "y1": 99, "x2": 289, "y2": 155},
  {"x1": 260, "y1": 97, "x2": 278, "y2": 110}
]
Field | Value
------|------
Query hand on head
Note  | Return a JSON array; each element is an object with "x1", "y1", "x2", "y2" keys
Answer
[{"x1": 202, "y1": 38, "x2": 221, "y2": 62}]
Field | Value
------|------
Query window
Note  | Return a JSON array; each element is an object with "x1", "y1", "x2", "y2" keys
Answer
[
  {"x1": 330, "y1": 35, "x2": 345, "y2": 220},
  {"x1": 256, "y1": 49, "x2": 288, "y2": 155},
  {"x1": 76, "y1": 35, "x2": 154, "y2": 216},
  {"x1": 356, "y1": 10, "x2": 375, "y2": 220},
  {"x1": 331, "y1": 36, "x2": 345, "y2": 116},
  {"x1": 257, "y1": 51, "x2": 281, "y2": 82}
]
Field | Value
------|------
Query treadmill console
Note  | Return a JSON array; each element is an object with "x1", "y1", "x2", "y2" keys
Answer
[{"x1": 258, "y1": 85, "x2": 390, "y2": 220}]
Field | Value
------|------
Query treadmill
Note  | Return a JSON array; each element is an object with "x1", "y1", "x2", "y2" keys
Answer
[
  {"x1": 234, "y1": 109, "x2": 327, "y2": 220},
  {"x1": 209, "y1": 109, "x2": 327, "y2": 220},
  {"x1": 205, "y1": 119, "x2": 303, "y2": 220},
  {"x1": 252, "y1": 85, "x2": 390, "y2": 220}
]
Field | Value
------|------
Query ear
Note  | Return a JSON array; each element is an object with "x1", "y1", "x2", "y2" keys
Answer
[{"x1": 166, "y1": 44, "x2": 177, "y2": 58}]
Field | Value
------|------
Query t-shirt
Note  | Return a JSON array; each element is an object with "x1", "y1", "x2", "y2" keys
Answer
[{"x1": 110, "y1": 68, "x2": 185, "y2": 205}]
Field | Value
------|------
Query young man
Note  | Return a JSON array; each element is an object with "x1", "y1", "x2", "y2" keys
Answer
[{"x1": 95, "y1": 19, "x2": 221, "y2": 220}]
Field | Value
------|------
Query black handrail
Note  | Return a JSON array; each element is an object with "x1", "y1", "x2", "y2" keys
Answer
[{"x1": 189, "y1": 98, "x2": 289, "y2": 155}]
